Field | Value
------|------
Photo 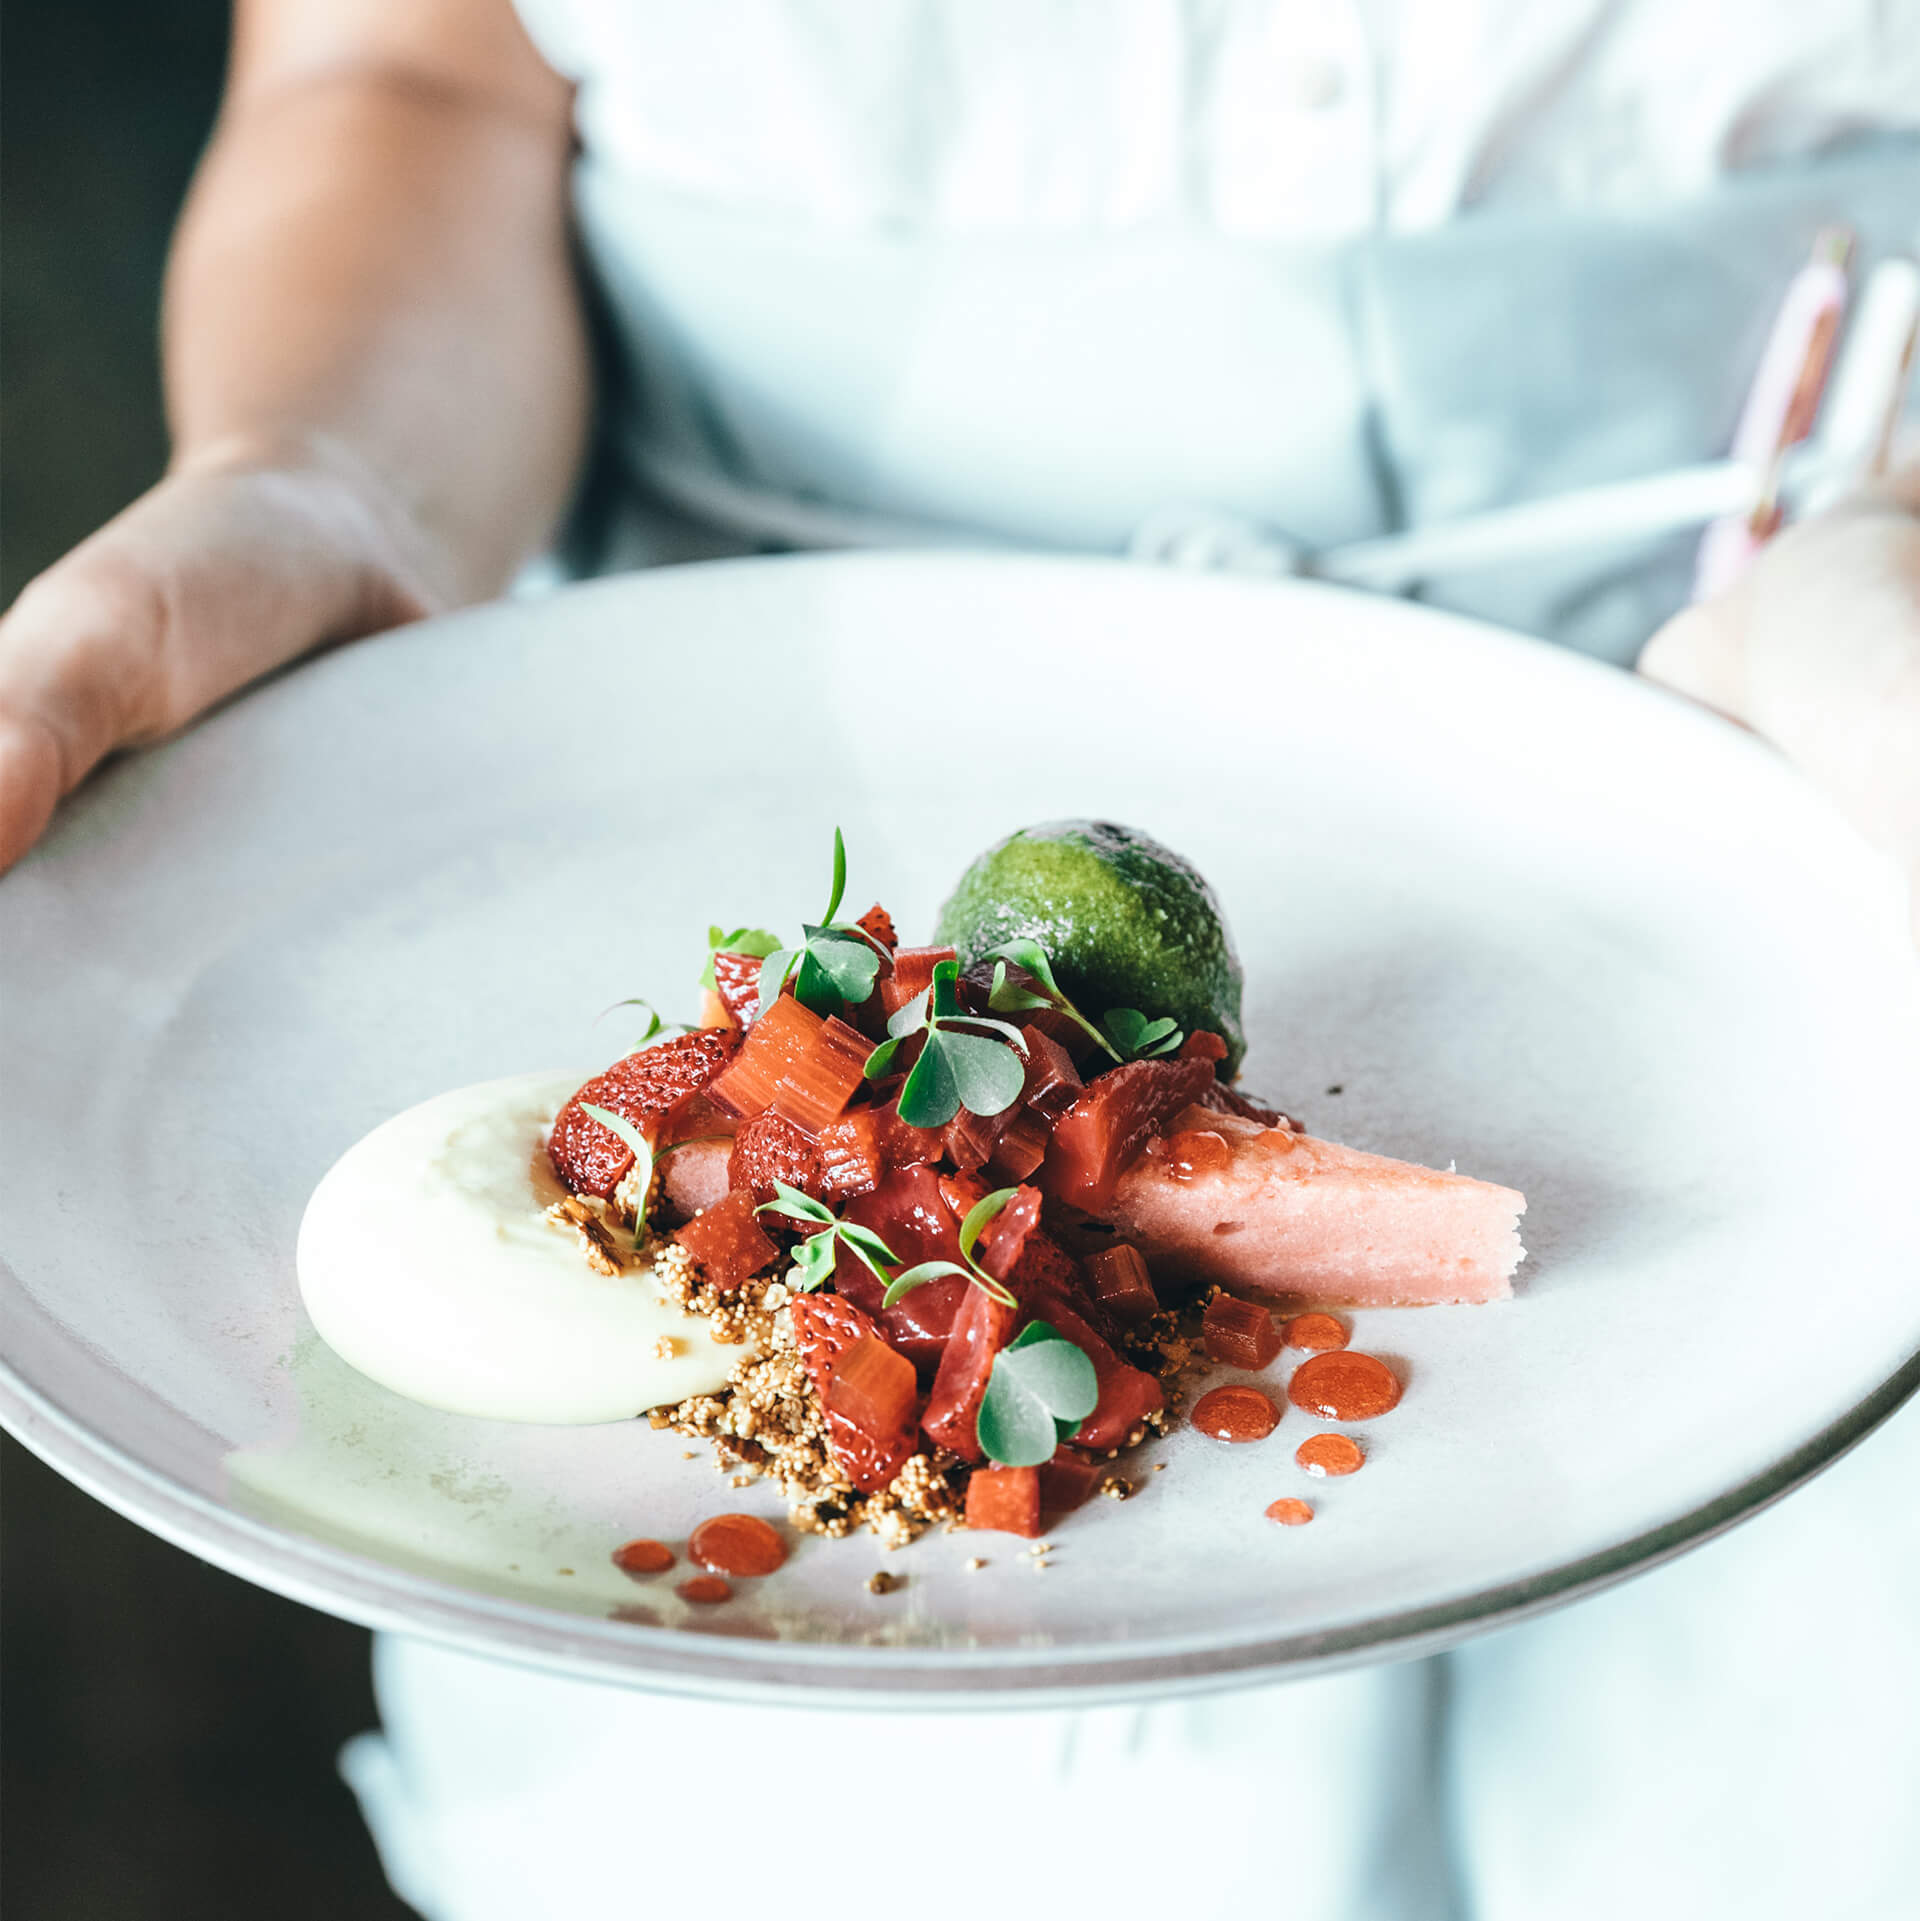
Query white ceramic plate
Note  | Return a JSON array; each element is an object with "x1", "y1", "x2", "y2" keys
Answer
[{"x1": 5, "y1": 552, "x2": 1919, "y2": 1708}]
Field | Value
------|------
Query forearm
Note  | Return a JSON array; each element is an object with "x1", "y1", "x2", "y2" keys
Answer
[{"x1": 166, "y1": 60, "x2": 589, "y2": 606}]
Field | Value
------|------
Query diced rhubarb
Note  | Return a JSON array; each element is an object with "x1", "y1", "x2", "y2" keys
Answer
[
  {"x1": 943, "y1": 1102, "x2": 1014, "y2": 1173},
  {"x1": 548, "y1": 1029, "x2": 741, "y2": 1198},
  {"x1": 1019, "y1": 1026, "x2": 1085, "y2": 1119},
  {"x1": 984, "y1": 1105, "x2": 1051, "y2": 1183},
  {"x1": 880, "y1": 944, "x2": 957, "y2": 1017},
  {"x1": 727, "y1": 1110, "x2": 825, "y2": 1203},
  {"x1": 674, "y1": 1188, "x2": 779, "y2": 1290},
  {"x1": 769, "y1": 1015, "x2": 874, "y2": 1136},
  {"x1": 1038, "y1": 1446, "x2": 1104, "y2": 1514},
  {"x1": 710, "y1": 950, "x2": 767, "y2": 1028},
  {"x1": 1106, "y1": 1105, "x2": 1527, "y2": 1306},
  {"x1": 815, "y1": 1104, "x2": 944, "y2": 1205},
  {"x1": 974, "y1": 1184, "x2": 1042, "y2": 1282},
  {"x1": 965, "y1": 1465, "x2": 1042, "y2": 1537},
  {"x1": 921, "y1": 1280, "x2": 1019, "y2": 1461},
  {"x1": 1039, "y1": 1052, "x2": 1218, "y2": 1213},
  {"x1": 790, "y1": 1293, "x2": 919, "y2": 1493},
  {"x1": 1201, "y1": 1290, "x2": 1281, "y2": 1368},
  {"x1": 856, "y1": 903, "x2": 898, "y2": 952},
  {"x1": 705, "y1": 995, "x2": 823, "y2": 1120},
  {"x1": 830, "y1": 1334, "x2": 919, "y2": 1445},
  {"x1": 838, "y1": 1164, "x2": 970, "y2": 1370},
  {"x1": 1085, "y1": 1243, "x2": 1159, "y2": 1324},
  {"x1": 1022, "y1": 1287, "x2": 1165, "y2": 1452}
]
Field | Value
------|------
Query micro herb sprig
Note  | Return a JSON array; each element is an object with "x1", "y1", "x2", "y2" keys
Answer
[
  {"x1": 578, "y1": 1103, "x2": 658, "y2": 1240},
  {"x1": 700, "y1": 924, "x2": 782, "y2": 991},
  {"x1": 879, "y1": 1186, "x2": 1020, "y2": 1311},
  {"x1": 861, "y1": 959, "x2": 1029, "y2": 1128},
  {"x1": 984, "y1": 937, "x2": 1186, "y2": 1064},
  {"x1": 976, "y1": 1321, "x2": 1100, "y2": 1466},
  {"x1": 755, "y1": 1181, "x2": 903, "y2": 1294},
  {"x1": 756, "y1": 829, "x2": 887, "y2": 1017},
  {"x1": 595, "y1": 996, "x2": 696, "y2": 1051}
]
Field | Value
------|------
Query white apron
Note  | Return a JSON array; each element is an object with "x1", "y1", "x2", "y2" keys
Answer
[{"x1": 351, "y1": 8, "x2": 1920, "y2": 1916}]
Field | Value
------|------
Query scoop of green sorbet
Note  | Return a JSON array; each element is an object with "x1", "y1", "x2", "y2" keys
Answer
[{"x1": 934, "y1": 820, "x2": 1245, "y2": 1078}]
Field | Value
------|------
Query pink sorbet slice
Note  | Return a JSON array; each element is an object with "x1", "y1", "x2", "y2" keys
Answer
[{"x1": 1105, "y1": 1107, "x2": 1525, "y2": 1307}]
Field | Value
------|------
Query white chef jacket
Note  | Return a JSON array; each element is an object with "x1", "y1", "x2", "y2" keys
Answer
[{"x1": 345, "y1": 8, "x2": 1920, "y2": 1918}]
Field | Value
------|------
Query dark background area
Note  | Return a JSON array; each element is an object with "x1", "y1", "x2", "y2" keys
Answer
[{"x1": 3, "y1": 6, "x2": 410, "y2": 1915}]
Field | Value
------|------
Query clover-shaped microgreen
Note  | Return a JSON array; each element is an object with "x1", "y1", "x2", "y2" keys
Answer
[
  {"x1": 755, "y1": 1181, "x2": 903, "y2": 1294},
  {"x1": 976, "y1": 1321, "x2": 1100, "y2": 1466},
  {"x1": 879, "y1": 1185, "x2": 1020, "y2": 1311},
  {"x1": 1100, "y1": 1006, "x2": 1184, "y2": 1059},
  {"x1": 861, "y1": 959, "x2": 1029, "y2": 1128},
  {"x1": 700, "y1": 924, "x2": 781, "y2": 991},
  {"x1": 755, "y1": 829, "x2": 887, "y2": 1016}
]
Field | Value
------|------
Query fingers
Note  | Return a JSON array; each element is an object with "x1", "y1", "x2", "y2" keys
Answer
[
  {"x1": 0, "y1": 709, "x2": 63, "y2": 875},
  {"x1": 1636, "y1": 599, "x2": 1750, "y2": 720}
]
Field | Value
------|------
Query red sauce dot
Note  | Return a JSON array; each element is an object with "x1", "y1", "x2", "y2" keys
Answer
[
  {"x1": 1287, "y1": 1351, "x2": 1402, "y2": 1421},
  {"x1": 1191, "y1": 1384, "x2": 1281, "y2": 1442},
  {"x1": 677, "y1": 1574, "x2": 733, "y2": 1605},
  {"x1": 1166, "y1": 1129, "x2": 1233, "y2": 1182},
  {"x1": 1295, "y1": 1433, "x2": 1365, "y2": 1478},
  {"x1": 688, "y1": 1513, "x2": 789, "y2": 1578},
  {"x1": 1281, "y1": 1312, "x2": 1349, "y2": 1351},
  {"x1": 1265, "y1": 1497, "x2": 1314, "y2": 1526},
  {"x1": 611, "y1": 1538, "x2": 674, "y2": 1577}
]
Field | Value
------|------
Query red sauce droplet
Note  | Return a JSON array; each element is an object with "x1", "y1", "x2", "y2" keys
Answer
[
  {"x1": 677, "y1": 1574, "x2": 733, "y2": 1604},
  {"x1": 1166, "y1": 1129, "x2": 1232, "y2": 1182},
  {"x1": 1295, "y1": 1433, "x2": 1365, "y2": 1477},
  {"x1": 611, "y1": 1538, "x2": 674, "y2": 1577},
  {"x1": 1281, "y1": 1312, "x2": 1349, "y2": 1351},
  {"x1": 1265, "y1": 1497, "x2": 1314, "y2": 1526},
  {"x1": 688, "y1": 1513, "x2": 789, "y2": 1578},
  {"x1": 1287, "y1": 1351, "x2": 1402, "y2": 1421},
  {"x1": 1191, "y1": 1384, "x2": 1281, "y2": 1442}
]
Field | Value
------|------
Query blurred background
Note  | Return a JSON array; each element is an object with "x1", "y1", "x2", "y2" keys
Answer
[{"x1": 2, "y1": 6, "x2": 410, "y2": 1914}]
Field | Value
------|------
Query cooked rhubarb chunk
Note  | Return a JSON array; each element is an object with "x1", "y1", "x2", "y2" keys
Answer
[
  {"x1": 1085, "y1": 1244, "x2": 1159, "y2": 1324},
  {"x1": 1108, "y1": 1106, "x2": 1526, "y2": 1306},
  {"x1": 790, "y1": 1293, "x2": 919, "y2": 1492},
  {"x1": 880, "y1": 945, "x2": 957, "y2": 1017},
  {"x1": 922, "y1": 1280, "x2": 1019, "y2": 1461},
  {"x1": 965, "y1": 1465, "x2": 1042, "y2": 1537},
  {"x1": 769, "y1": 1015, "x2": 874, "y2": 1135},
  {"x1": 1201, "y1": 1290, "x2": 1281, "y2": 1368},
  {"x1": 548, "y1": 1029, "x2": 741, "y2": 1199},
  {"x1": 673, "y1": 1188, "x2": 778, "y2": 1290},
  {"x1": 1039, "y1": 1052, "x2": 1218, "y2": 1212},
  {"x1": 830, "y1": 1335, "x2": 919, "y2": 1450},
  {"x1": 705, "y1": 994, "x2": 823, "y2": 1119},
  {"x1": 1037, "y1": 1446, "x2": 1103, "y2": 1514},
  {"x1": 984, "y1": 1106, "x2": 1051, "y2": 1183},
  {"x1": 1017, "y1": 1026, "x2": 1085, "y2": 1118}
]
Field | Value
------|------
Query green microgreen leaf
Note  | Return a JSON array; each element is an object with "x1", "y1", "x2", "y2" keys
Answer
[
  {"x1": 896, "y1": 1027, "x2": 963, "y2": 1127},
  {"x1": 788, "y1": 1232, "x2": 838, "y2": 1293},
  {"x1": 755, "y1": 1181, "x2": 835, "y2": 1227},
  {"x1": 861, "y1": 1034, "x2": 907, "y2": 1080},
  {"x1": 976, "y1": 1321, "x2": 1101, "y2": 1467},
  {"x1": 700, "y1": 925, "x2": 782, "y2": 990},
  {"x1": 1101, "y1": 1007, "x2": 1184, "y2": 1060},
  {"x1": 754, "y1": 1184, "x2": 902, "y2": 1293},
  {"x1": 800, "y1": 926, "x2": 883, "y2": 1003},
  {"x1": 928, "y1": 958, "x2": 963, "y2": 1020},
  {"x1": 820, "y1": 826, "x2": 848, "y2": 929},
  {"x1": 756, "y1": 947, "x2": 800, "y2": 1012},
  {"x1": 937, "y1": 1029, "x2": 1027, "y2": 1119},
  {"x1": 579, "y1": 1102, "x2": 656, "y2": 1241},
  {"x1": 957, "y1": 1187, "x2": 1019, "y2": 1264},
  {"x1": 880, "y1": 1259, "x2": 973, "y2": 1309},
  {"x1": 983, "y1": 939, "x2": 1121, "y2": 1061}
]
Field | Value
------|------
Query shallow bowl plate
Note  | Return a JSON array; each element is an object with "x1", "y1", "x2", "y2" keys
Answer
[{"x1": 5, "y1": 552, "x2": 1919, "y2": 1706}]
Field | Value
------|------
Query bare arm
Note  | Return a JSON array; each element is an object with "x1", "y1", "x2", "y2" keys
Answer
[{"x1": 0, "y1": 0, "x2": 587, "y2": 869}]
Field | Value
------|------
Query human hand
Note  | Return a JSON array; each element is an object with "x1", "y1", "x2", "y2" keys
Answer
[
  {"x1": 0, "y1": 439, "x2": 441, "y2": 873},
  {"x1": 1639, "y1": 468, "x2": 1920, "y2": 940}
]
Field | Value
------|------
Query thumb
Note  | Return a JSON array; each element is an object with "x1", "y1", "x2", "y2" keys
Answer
[
  {"x1": 0, "y1": 708, "x2": 63, "y2": 873},
  {"x1": 1636, "y1": 600, "x2": 1749, "y2": 720}
]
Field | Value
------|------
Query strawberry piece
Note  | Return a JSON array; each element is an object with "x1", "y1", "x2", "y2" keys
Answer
[
  {"x1": 789, "y1": 1293, "x2": 919, "y2": 1492},
  {"x1": 855, "y1": 904, "x2": 898, "y2": 952},
  {"x1": 1039, "y1": 1053, "x2": 1218, "y2": 1213},
  {"x1": 1038, "y1": 1446, "x2": 1103, "y2": 1514},
  {"x1": 1021, "y1": 1285, "x2": 1165, "y2": 1452},
  {"x1": 1085, "y1": 1243, "x2": 1159, "y2": 1324},
  {"x1": 1008, "y1": 1226, "x2": 1086, "y2": 1301},
  {"x1": 727, "y1": 1110, "x2": 825, "y2": 1204},
  {"x1": 965, "y1": 1466, "x2": 1042, "y2": 1537},
  {"x1": 674, "y1": 1188, "x2": 779, "y2": 1291},
  {"x1": 880, "y1": 944, "x2": 957, "y2": 1017},
  {"x1": 1202, "y1": 1291, "x2": 1281, "y2": 1369},
  {"x1": 922, "y1": 1277, "x2": 1019, "y2": 1462},
  {"x1": 831, "y1": 1335, "x2": 919, "y2": 1446},
  {"x1": 838, "y1": 1165, "x2": 970, "y2": 1371},
  {"x1": 710, "y1": 950, "x2": 767, "y2": 1028},
  {"x1": 548, "y1": 1029, "x2": 741, "y2": 1199}
]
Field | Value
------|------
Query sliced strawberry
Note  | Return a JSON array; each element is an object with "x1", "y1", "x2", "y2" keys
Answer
[
  {"x1": 855, "y1": 903, "x2": 898, "y2": 951},
  {"x1": 727, "y1": 1110, "x2": 825, "y2": 1204},
  {"x1": 548, "y1": 1029, "x2": 741, "y2": 1199},
  {"x1": 1039, "y1": 1052, "x2": 1218, "y2": 1212},
  {"x1": 922, "y1": 1277, "x2": 1019, "y2": 1462},
  {"x1": 789, "y1": 1293, "x2": 920, "y2": 1492},
  {"x1": 710, "y1": 950, "x2": 767, "y2": 1028}
]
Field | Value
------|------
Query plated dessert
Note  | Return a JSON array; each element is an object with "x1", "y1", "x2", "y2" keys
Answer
[{"x1": 298, "y1": 820, "x2": 1525, "y2": 1558}]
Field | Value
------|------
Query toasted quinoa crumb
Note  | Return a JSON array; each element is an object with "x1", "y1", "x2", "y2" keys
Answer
[
  {"x1": 965, "y1": 1557, "x2": 988, "y2": 1571},
  {"x1": 865, "y1": 1570, "x2": 905, "y2": 1596},
  {"x1": 1100, "y1": 1475, "x2": 1134, "y2": 1501}
]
